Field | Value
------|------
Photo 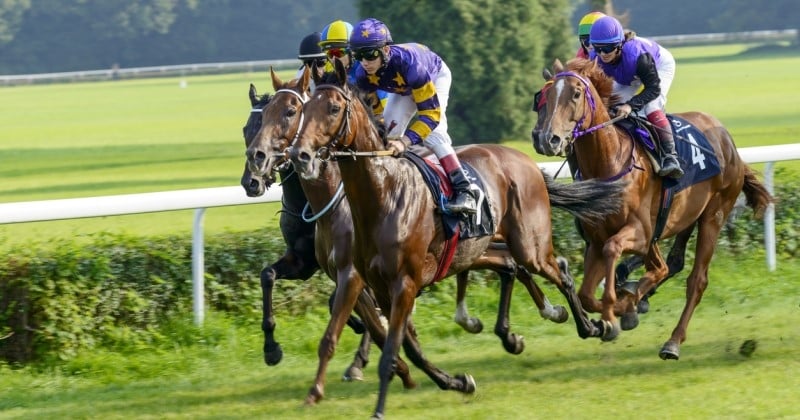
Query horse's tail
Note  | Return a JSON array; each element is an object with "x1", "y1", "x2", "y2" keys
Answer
[
  {"x1": 544, "y1": 175, "x2": 628, "y2": 225},
  {"x1": 741, "y1": 165, "x2": 775, "y2": 219}
]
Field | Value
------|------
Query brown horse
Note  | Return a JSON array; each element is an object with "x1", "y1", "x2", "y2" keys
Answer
[
  {"x1": 245, "y1": 67, "x2": 579, "y2": 404},
  {"x1": 240, "y1": 83, "x2": 381, "y2": 382},
  {"x1": 531, "y1": 58, "x2": 774, "y2": 359},
  {"x1": 287, "y1": 60, "x2": 626, "y2": 418}
]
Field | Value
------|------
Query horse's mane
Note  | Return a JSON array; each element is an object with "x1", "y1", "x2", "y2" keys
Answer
[{"x1": 565, "y1": 58, "x2": 621, "y2": 108}]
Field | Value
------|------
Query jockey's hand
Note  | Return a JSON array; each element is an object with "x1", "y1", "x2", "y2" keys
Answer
[
  {"x1": 387, "y1": 136, "x2": 411, "y2": 157},
  {"x1": 615, "y1": 104, "x2": 633, "y2": 118}
]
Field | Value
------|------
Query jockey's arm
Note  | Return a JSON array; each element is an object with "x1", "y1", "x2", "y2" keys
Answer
[{"x1": 627, "y1": 52, "x2": 661, "y2": 111}]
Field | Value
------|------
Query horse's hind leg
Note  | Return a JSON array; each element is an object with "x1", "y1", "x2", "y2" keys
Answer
[
  {"x1": 660, "y1": 215, "x2": 725, "y2": 360},
  {"x1": 517, "y1": 267, "x2": 568, "y2": 323},
  {"x1": 493, "y1": 267, "x2": 524, "y2": 354},
  {"x1": 454, "y1": 271, "x2": 483, "y2": 333}
]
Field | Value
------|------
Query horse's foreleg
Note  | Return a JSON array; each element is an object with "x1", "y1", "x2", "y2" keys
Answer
[
  {"x1": 305, "y1": 268, "x2": 364, "y2": 406},
  {"x1": 600, "y1": 227, "x2": 643, "y2": 341},
  {"x1": 454, "y1": 271, "x2": 483, "y2": 333}
]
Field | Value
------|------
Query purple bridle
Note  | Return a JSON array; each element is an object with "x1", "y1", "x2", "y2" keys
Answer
[{"x1": 552, "y1": 71, "x2": 638, "y2": 182}]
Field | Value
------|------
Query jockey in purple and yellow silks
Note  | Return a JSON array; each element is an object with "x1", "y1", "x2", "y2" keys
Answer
[
  {"x1": 319, "y1": 20, "x2": 387, "y2": 114},
  {"x1": 589, "y1": 15, "x2": 683, "y2": 178},
  {"x1": 349, "y1": 18, "x2": 478, "y2": 214}
]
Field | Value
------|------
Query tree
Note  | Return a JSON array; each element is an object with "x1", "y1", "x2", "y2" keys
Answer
[
  {"x1": 0, "y1": 0, "x2": 31, "y2": 44},
  {"x1": 356, "y1": 0, "x2": 573, "y2": 144}
]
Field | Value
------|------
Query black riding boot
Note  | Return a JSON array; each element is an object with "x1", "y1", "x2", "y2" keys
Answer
[
  {"x1": 445, "y1": 169, "x2": 478, "y2": 214},
  {"x1": 658, "y1": 128, "x2": 684, "y2": 179}
]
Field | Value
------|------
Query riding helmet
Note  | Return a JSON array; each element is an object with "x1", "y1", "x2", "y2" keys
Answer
[
  {"x1": 578, "y1": 11, "x2": 606, "y2": 37},
  {"x1": 319, "y1": 20, "x2": 353, "y2": 49},
  {"x1": 349, "y1": 18, "x2": 393, "y2": 50},
  {"x1": 298, "y1": 32, "x2": 326, "y2": 59},
  {"x1": 589, "y1": 15, "x2": 625, "y2": 45}
]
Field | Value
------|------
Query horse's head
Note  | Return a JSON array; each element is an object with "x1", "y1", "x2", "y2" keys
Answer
[
  {"x1": 289, "y1": 58, "x2": 382, "y2": 180},
  {"x1": 245, "y1": 66, "x2": 312, "y2": 180},
  {"x1": 531, "y1": 58, "x2": 612, "y2": 157},
  {"x1": 240, "y1": 83, "x2": 271, "y2": 196}
]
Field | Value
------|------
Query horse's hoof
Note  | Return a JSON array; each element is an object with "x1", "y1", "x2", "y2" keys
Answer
[
  {"x1": 601, "y1": 320, "x2": 620, "y2": 342},
  {"x1": 502, "y1": 333, "x2": 525, "y2": 355},
  {"x1": 459, "y1": 373, "x2": 477, "y2": 394},
  {"x1": 659, "y1": 341, "x2": 681, "y2": 360},
  {"x1": 342, "y1": 366, "x2": 364, "y2": 382},
  {"x1": 620, "y1": 312, "x2": 639, "y2": 331},
  {"x1": 264, "y1": 343, "x2": 283, "y2": 366},
  {"x1": 637, "y1": 298, "x2": 650, "y2": 314},
  {"x1": 305, "y1": 384, "x2": 324, "y2": 405},
  {"x1": 553, "y1": 306, "x2": 569, "y2": 323},
  {"x1": 620, "y1": 281, "x2": 639, "y2": 296},
  {"x1": 464, "y1": 317, "x2": 483, "y2": 334}
]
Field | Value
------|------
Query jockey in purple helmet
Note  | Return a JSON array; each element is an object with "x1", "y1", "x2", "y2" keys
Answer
[
  {"x1": 589, "y1": 15, "x2": 683, "y2": 178},
  {"x1": 349, "y1": 18, "x2": 478, "y2": 214}
]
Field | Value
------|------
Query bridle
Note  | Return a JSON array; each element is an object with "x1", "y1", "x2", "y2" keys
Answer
[
  {"x1": 311, "y1": 84, "x2": 393, "y2": 162},
  {"x1": 548, "y1": 71, "x2": 636, "y2": 182}
]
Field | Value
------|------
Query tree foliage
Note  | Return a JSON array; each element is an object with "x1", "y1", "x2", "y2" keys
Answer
[{"x1": 357, "y1": 0, "x2": 573, "y2": 143}]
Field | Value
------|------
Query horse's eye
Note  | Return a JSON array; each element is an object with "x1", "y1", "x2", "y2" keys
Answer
[
  {"x1": 286, "y1": 108, "x2": 297, "y2": 117},
  {"x1": 331, "y1": 103, "x2": 341, "y2": 113},
  {"x1": 573, "y1": 90, "x2": 581, "y2": 101}
]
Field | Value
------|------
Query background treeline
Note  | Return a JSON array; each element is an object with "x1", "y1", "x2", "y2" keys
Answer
[
  {"x1": 2, "y1": 180, "x2": 797, "y2": 364},
  {"x1": 1, "y1": 0, "x2": 797, "y2": 142},
  {"x1": 1, "y1": 0, "x2": 796, "y2": 76}
]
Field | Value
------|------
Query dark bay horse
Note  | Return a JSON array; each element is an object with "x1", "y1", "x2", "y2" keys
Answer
[
  {"x1": 245, "y1": 67, "x2": 574, "y2": 404},
  {"x1": 241, "y1": 83, "x2": 381, "y2": 384},
  {"x1": 286, "y1": 60, "x2": 627, "y2": 418},
  {"x1": 531, "y1": 58, "x2": 774, "y2": 359}
]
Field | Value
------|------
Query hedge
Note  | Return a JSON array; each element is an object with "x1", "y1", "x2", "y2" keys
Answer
[{"x1": 1, "y1": 179, "x2": 797, "y2": 364}]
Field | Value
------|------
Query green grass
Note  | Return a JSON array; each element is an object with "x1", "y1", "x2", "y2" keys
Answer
[
  {"x1": 1, "y1": 44, "x2": 799, "y2": 417},
  {"x1": 1, "y1": 251, "x2": 798, "y2": 419},
  {"x1": 1, "y1": 45, "x2": 799, "y2": 250}
]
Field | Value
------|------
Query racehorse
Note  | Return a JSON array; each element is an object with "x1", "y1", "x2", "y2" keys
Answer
[
  {"x1": 285, "y1": 60, "x2": 626, "y2": 418},
  {"x1": 244, "y1": 67, "x2": 576, "y2": 404},
  {"x1": 241, "y1": 84, "x2": 382, "y2": 384},
  {"x1": 531, "y1": 58, "x2": 774, "y2": 359}
]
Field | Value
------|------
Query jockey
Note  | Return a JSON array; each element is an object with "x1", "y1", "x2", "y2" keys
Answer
[
  {"x1": 349, "y1": 18, "x2": 479, "y2": 215},
  {"x1": 296, "y1": 32, "x2": 330, "y2": 84},
  {"x1": 319, "y1": 20, "x2": 387, "y2": 112},
  {"x1": 589, "y1": 15, "x2": 684, "y2": 178},
  {"x1": 576, "y1": 11, "x2": 605, "y2": 59}
]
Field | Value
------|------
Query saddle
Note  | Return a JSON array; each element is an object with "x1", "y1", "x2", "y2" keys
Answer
[
  {"x1": 615, "y1": 114, "x2": 722, "y2": 242},
  {"x1": 403, "y1": 151, "x2": 494, "y2": 240},
  {"x1": 404, "y1": 151, "x2": 495, "y2": 282}
]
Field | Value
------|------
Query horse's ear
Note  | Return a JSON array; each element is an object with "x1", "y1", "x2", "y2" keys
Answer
[
  {"x1": 542, "y1": 67, "x2": 553, "y2": 81},
  {"x1": 299, "y1": 65, "x2": 311, "y2": 94},
  {"x1": 553, "y1": 58, "x2": 564, "y2": 73},
  {"x1": 270, "y1": 66, "x2": 283, "y2": 91},
  {"x1": 333, "y1": 58, "x2": 347, "y2": 87},
  {"x1": 311, "y1": 62, "x2": 324, "y2": 86},
  {"x1": 249, "y1": 83, "x2": 258, "y2": 106}
]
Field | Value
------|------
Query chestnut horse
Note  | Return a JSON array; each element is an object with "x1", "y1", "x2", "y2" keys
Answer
[
  {"x1": 286, "y1": 60, "x2": 626, "y2": 418},
  {"x1": 240, "y1": 83, "x2": 383, "y2": 383},
  {"x1": 245, "y1": 67, "x2": 576, "y2": 404},
  {"x1": 531, "y1": 58, "x2": 774, "y2": 359}
]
